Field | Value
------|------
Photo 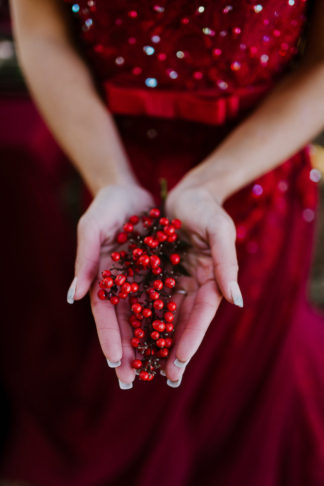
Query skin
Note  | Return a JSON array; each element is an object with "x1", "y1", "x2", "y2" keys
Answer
[{"x1": 10, "y1": 0, "x2": 324, "y2": 386}]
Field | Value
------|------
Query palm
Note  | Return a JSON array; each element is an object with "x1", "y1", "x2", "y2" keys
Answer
[
  {"x1": 164, "y1": 185, "x2": 240, "y2": 383},
  {"x1": 164, "y1": 236, "x2": 223, "y2": 380},
  {"x1": 75, "y1": 185, "x2": 154, "y2": 386}
]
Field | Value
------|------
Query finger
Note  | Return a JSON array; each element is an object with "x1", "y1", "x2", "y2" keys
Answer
[
  {"x1": 115, "y1": 299, "x2": 136, "y2": 389},
  {"x1": 165, "y1": 287, "x2": 197, "y2": 383},
  {"x1": 73, "y1": 217, "x2": 101, "y2": 300},
  {"x1": 171, "y1": 275, "x2": 195, "y2": 327},
  {"x1": 90, "y1": 283, "x2": 123, "y2": 364},
  {"x1": 208, "y1": 219, "x2": 243, "y2": 308},
  {"x1": 174, "y1": 280, "x2": 221, "y2": 366}
]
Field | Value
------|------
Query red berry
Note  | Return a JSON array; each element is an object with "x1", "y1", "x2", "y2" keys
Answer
[
  {"x1": 138, "y1": 255, "x2": 150, "y2": 266},
  {"x1": 99, "y1": 280, "x2": 106, "y2": 289},
  {"x1": 165, "y1": 323, "x2": 174, "y2": 332},
  {"x1": 144, "y1": 236, "x2": 154, "y2": 247},
  {"x1": 149, "y1": 208, "x2": 160, "y2": 218},
  {"x1": 145, "y1": 348, "x2": 155, "y2": 356},
  {"x1": 165, "y1": 277, "x2": 176, "y2": 288},
  {"x1": 151, "y1": 239, "x2": 159, "y2": 249},
  {"x1": 151, "y1": 331, "x2": 160, "y2": 340},
  {"x1": 118, "y1": 292, "x2": 128, "y2": 299},
  {"x1": 115, "y1": 274, "x2": 126, "y2": 286},
  {"x1": 147, "y1": 373, "x2": 155, "y2": 381},
  {"x1": 128, "y1": 268, "x2": 134, "y2": 277},
  {"x1": 163, "y1": 225, "x2": 175, "y2": 236},
  {"x1": 170, "y1": 253, "x2": 180, "y2": 265},
  {"x1": 157, "y1": 231, "x2": 168, "y2": 242},
  {"x1": 143, "y1": 217, "x2": 153, "y2": 227},
  {"x1": 152, "y1": 266, "x2": 162, "y2": 275},
  {"x1": 121, "y1": 282, "x2": 132, "y2": 294},
  {"x1": 153, "y1": 299, "x2": 164, "y2": 310},
  {"x1": 116, "y1": 232, "x2": 128, "y2": 244},
  {"x1": 153, "y1": 279, "x2": 163, "y2": 290},
  {"x1": 123, "y1": 222, "x2": 134, "y2": 233},
  {"x1": 134, "y1": 328, "x2": 144, "y2": 338},
  {"x1": 171, "y1": 218, "x2": 182, "y2": 229},
  {"x1": 110, "y1": 296, "x2": 119, "y2": 305},
  {"x1": 129, "y1": 215, "x2": 139, "y2": 225},
  {"x1": 98, "y1": 289, "x2": 106, "y2": 300},
  {"x1": 168, "y1": 234, "x2": 178, "y2": 243},
  {"x1": 156, "y1": 338, "x2": 166, "y2": 348},
  {"x1": 133, "y1": 248, "x2": 143, "y2": 259},
  {"x1": 130, "y1": 282, "x2": 139, "y2": 293},
  {"x1": 130, "y1": 319, "x2": 141, "y2": 328},
  {"x1": 120, "y1": 251, "x2": 127, "y2": 259},
  {"x1": 132, "y1": 359, "x2": 142, "y2": 369},
  {"x1": 150, "y1": 255, "x2": 161, "y2": 268},
  {"x1": 158, "y1": 348, "x2": 169, "y2": 358},
  {"x1": 102, "y1": 270, "x2": 111, "y2": 278},
  {"x1": 132, "y1": 303, "x2": 142, "y2": 314},
  {"x1": 111, "y1": 252, "x2": 120, "y2": 262},
  {"x1": 167, "y1": 301, "x2": 177, "y2": 311},
  {"x1": 165, "y1": 337, "x2": 173, "y2": 348},
  {"x1": 131, "y1": 338, "x2": 140, "y2": 348},
  {"x1": 152, "y1": 320, "x2": 165, "y2": 332},
  {"x1": 142, "y1": 308, "x2": 152, "y2": 318},
  {"x1": 148, "y1": 289, "x2": 159, "y2": 300},
  {"x1": 103, "y1": 277, "x2": 114, "y2": 288},
  {"x1": 159, "y1": 217, "x2": 169, "y2": 226},
  {"x1": 150, "y1": 239, "x2": 159, "y2": 248},
  {"x1": 164, "y1": 312, "x2": 174, "y2": 322},
  {"x1": 139, "y1": 370, "x2": 149, "y2": 381}
]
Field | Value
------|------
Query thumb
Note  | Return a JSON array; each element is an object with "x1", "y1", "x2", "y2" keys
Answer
[{"x1": 67, "y1": 216, "x2": 101, "y2": 303}]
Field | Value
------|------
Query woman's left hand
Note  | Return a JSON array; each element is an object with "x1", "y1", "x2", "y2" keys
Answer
[{"x1": 164, "y1": 182, "x2": 244, "y2": 385}]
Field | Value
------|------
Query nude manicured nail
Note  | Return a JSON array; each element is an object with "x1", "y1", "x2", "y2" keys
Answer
[
  {"x1": 174, "y1": 358, "x2": 189, "y2": 369},
  {"x1": 118, "y1": 380, "x2": 133, "y2": 390},
  {"x1": 107, "y1": 359, "x2": 121, "y2": 368},
  {"x1": 228, "y1": 281, "x2": 244, "y2": 308},
  {"x1": 67, "y1": 277, "x2": 77, "y2": 304},
  {"x1": 167, "y1": 377, "x2": 182, "y2": 388},
  {"x1": 160, "y1": 370, "x2": 166, "y2": 376}
]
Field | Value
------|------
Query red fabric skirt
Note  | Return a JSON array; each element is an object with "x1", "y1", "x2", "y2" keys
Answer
[{"x1": 0, "y1": 97, "x2": 324, "y2": 486}]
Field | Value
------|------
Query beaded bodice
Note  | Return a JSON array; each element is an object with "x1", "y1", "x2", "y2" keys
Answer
[{"x1": 64, "y1": 0, "x2": 308, "y2": 95}]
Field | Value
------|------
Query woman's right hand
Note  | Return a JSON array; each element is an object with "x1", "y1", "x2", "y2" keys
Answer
[{"x1": 67, "y1": 184, "x2": 154, "y2": 389}]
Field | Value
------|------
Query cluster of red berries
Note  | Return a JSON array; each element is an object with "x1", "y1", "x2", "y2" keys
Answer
[{"x1": 98, "y1": 208, "x2": 188, "y2": 382}]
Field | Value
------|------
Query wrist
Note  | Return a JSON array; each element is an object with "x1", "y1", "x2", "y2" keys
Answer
[
  {"x1": 89, "y1": 171, "x2": 139, "y2": 197},
  {"x1": 175, "y1": 157, "x2": 237, "y2": 205}
]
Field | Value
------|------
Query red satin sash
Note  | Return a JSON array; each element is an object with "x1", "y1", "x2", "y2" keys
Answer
[{"x1": 102, "y1": 81, "x2": 272, "y2": 125}]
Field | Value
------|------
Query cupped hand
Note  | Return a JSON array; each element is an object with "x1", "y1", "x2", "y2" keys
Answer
[
  {"x1": 164, "y1": 184, "x2": 243, "y2": 385},
  {"x1": 67, "y1": 184, "x2": 154, "y2": 388}
]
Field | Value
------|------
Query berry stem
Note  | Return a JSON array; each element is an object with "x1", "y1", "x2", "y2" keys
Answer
[{"x1": 159, "y1": 178, "x2": 168, "y2": 202}]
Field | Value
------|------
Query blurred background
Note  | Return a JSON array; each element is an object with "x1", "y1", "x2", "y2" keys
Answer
[{"x1": 0, "y1": 0, "x2": 323, "y2": 309}]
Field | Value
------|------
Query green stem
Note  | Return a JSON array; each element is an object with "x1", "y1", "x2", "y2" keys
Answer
[{"x1": 159, "y1": 177, "x2": 168, "y2": 202}]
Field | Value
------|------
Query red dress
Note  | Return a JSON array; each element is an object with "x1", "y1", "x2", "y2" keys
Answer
[{"x1": 1, "y1": 1, "x2": 324, "y2": 485}]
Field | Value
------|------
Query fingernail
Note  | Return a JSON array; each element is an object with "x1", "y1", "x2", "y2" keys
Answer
[
  {"x1": 174, "y1": 358, "x2": 189, "y2": 369},
  {"x1": 118, "y1": 380, "x2": 133, "y2": 390},
  {"x1": 167, "y1": 377, "x2": 182, "y2": 388},
  {"x1": 67, "y1": 277, "x2": 77, "y2": 304},
  {"x1": 228, "y1": 281, "x2": 244, "y2": 308},
  {"x1": 107, "y1": 359, "x2": 121, "y2": 368},
  {"x1": 160, "y1": 369, "x2": 166, "y2": 376}
]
